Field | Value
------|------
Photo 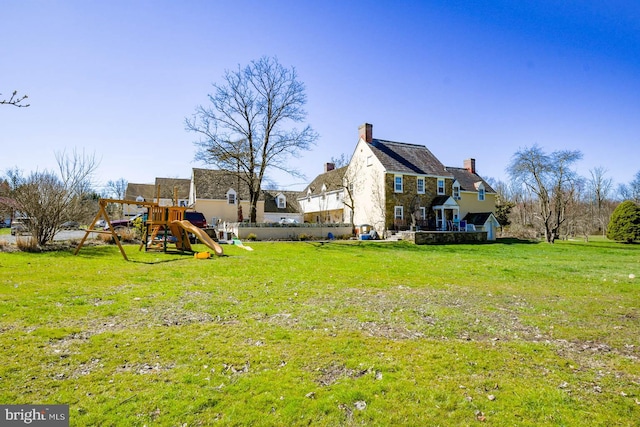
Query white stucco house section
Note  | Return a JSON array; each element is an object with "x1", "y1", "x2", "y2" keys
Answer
[{"x1": 345, "y1": 137, "x2": 387, "y2": 234}]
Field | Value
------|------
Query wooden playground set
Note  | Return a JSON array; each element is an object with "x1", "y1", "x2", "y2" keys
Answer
[{"x1": 74, "y1": 196, "x2": 224, "y2": 261}]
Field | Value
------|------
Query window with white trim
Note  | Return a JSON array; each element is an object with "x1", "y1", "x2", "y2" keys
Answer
[
  {"x1": 478, "y1": 187, "x2": 485, "y2": 201},
  {"x1": 419, "y1": 207, "x2": 426, "y2": 220},
  {"x1": 394, "y1": 175, "x2": 403, "y2": 193},
  {"x1": 453, "y1": 184, "x2": 460, "y2": 199},
  {"x1": 417, "y1": 177, "x2": 425, "y2": 194},
  {"x1": 227, "y1": 190, "x2": 236, "y2": 205},
  {"x1": 437, "y1": 178, "x2": 445, "y2": 195},
  {"x1": 394, "y1": 206, "x2": 404, "y2": 220},
  {"x1": 277, "y1": 195, "x2": 286, "y2": 209}
]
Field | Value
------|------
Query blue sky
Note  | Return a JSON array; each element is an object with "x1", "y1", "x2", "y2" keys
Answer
[{"x1": 2, "y1": 0, "x2": 639, "y2": 193}]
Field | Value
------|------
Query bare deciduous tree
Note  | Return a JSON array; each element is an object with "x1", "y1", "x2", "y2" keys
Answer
[
  {"x1": 186, "y1": 56, "x2": 318, "y2": 223},
  {"x1": 331, "y1": 153, "x2": 350, "y2": 169},
  {"x1": 486, "y1": 178, "x2": 516, "y2": 235},
  {"x1": 105, "y1": 178, "x2": 128, "y2": 200},
  {"x1": 588, "y1": 167, "x2": 614, "y2": 235},
  {"x1": 104, "y1": 178, "x2": 128, "y2": 218},
  {"x1": 628, "y1": 170, "x2": 640, "y2": 203},
  {"x1": 0, "y1": 150, "x2": 99, "y2": 246},
  {"x1": 507, "y1": 145, "x2": 582, "y2": 243},
  {"x1": 342, "y1": 156, "x2": 364, "y2": 233}
]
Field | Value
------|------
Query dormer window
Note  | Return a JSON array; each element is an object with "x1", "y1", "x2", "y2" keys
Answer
[
  {"x1": 452, "y1": 183, "x2": 460, "y2": 199},
  {"x1": 277, "y1": 195, "x2": 286, "y2": 209},
  {"x1": 227, "y1": 189, "x2": 237, "y2": 205}
]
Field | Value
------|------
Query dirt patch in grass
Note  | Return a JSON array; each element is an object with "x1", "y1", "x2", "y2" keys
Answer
[
  {"x1": 315, "y1": 362, "x2": 372, "y2": 386},
  {"x1": 116, "y1": 362, "x2": 176, "y2": 375}
]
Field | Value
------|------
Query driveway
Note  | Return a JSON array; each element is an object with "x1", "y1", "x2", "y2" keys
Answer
[{"x1": 0, "y1": 229, "x2": 88, "y2": 244}]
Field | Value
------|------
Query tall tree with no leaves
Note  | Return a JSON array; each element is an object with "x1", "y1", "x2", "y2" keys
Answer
[
  {"x1": 186, "y1": 56, "x2": 318, "y2": 223},
  {"x1": 588, "y1": 167, "x2": 614, "y2": 235},
  {"x1": 507, "y1": 145, "x2": 582, "y2": 243},
  {"x1": 628, "y1": 170, "x2": 640, "y2": 203}
]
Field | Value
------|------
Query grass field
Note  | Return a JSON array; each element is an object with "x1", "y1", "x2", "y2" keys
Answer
[{"x1": 1, "y1": 238, "x2": 639, "y2": 426}]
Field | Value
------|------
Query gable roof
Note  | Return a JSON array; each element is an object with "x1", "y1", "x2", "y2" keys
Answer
[
  {"x1": 154, "y1": 178, "x2": 190, "y2": 200},
  {"x1": 463, "y1": 212, "x2": 497, "y2": 225},
  {"x1": 125, "y1": 183, "x2": 156, "y2": 202},
  {"x1": 263, "y1": 190, "x2": 302, "y2": 214},
  {"x1": 446, "y1": 167, "x2": 495, "y2": 193},
  {"x1": 368, "y1": 139, "x2": 454, "y2": 177},
  {"x1": 301, "y1": 166, "x2": 347, "y2": 197},
  {"x1": 192, "y1": 168, "x2": 264, "y2": 201},
  {"x1": 431, "y1": 195, "x2": 459, "y2": 208}
]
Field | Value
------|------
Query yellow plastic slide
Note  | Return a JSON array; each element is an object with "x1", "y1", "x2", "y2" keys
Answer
[{"x1": 172, "y1": 220, "x2": 224, "y2": 256}]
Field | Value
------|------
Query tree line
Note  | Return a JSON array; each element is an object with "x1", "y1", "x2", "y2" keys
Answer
[{"x1": 491, "y1": 145, "x2": 640, "y2": 243}]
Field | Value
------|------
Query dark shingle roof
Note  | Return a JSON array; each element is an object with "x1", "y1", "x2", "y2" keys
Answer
[
  {"x1": 463, "y1": 212, "x2": 495, "y2": 225},
  {"x1": 154, "y1": 178, "x2": 190, "y2": 199},
  {"x1": 369, "y1": 139, "x2": 453, "y2": 177},
  {"x1": 192, "y1": 168, "x2": 263, "y2": 201},
  {"x1": 125, "y1": 183, "x2": 156, "y2": 202},
  {"x1": 301, "y1": 166, "x2": 347, "y2": 197},
  {"x1": 446, "y1": 167, "x2": 495, "y2": 193},
  {"x1": 263, "y1": 190, "x2": 302, "y2": 213},
  {"x1": 430, "y1": 195, "x2": 451, "y2": 207}
]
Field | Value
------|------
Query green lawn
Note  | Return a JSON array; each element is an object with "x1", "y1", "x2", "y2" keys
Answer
[{"x1": 1, "y1": 239, "x2": 639, "y2": 426}]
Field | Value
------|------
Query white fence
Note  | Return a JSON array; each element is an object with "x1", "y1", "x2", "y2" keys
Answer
[{"x1": 222, "y1": 223, "x2": 353, "y2": 241}]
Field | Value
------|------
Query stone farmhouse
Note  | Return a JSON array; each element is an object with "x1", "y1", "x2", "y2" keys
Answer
[{"x1": 343, "y1": 123, "x2": 498, "y2": 239}]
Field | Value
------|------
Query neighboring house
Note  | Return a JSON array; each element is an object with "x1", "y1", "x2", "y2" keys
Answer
[
  {"x1": 189, "y1": 168, "x2": 265, "y2": 225},
  {"x1": 123, "y1": 178, "x2": 190, "y2": 217},
  {"x1": 154, "y1": 178, "x2": 191, "y2": 207},
  {"x1": 263, "y1": 190, "x2": 303, "y2": 223},
  {"x1": 345, "y1": 123, "x2": 498, "y2": 239},
  {"x1": 298, "y1": 163, "x2": 347, "y2": 224},
  {"x1": 123, "y1": 183, "x2": 156, "y2": 217}
]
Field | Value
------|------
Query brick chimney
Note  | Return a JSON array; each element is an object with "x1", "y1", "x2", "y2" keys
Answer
[
  {"x1": 464, "y1": 158, "x2": 476, "y2": 174},
  {"x1": 324, "y1": 162, "x2": 335, "y2": 173},
  {"x1": 358, "y1": 123, "x2": 372, "y2": 143}
]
